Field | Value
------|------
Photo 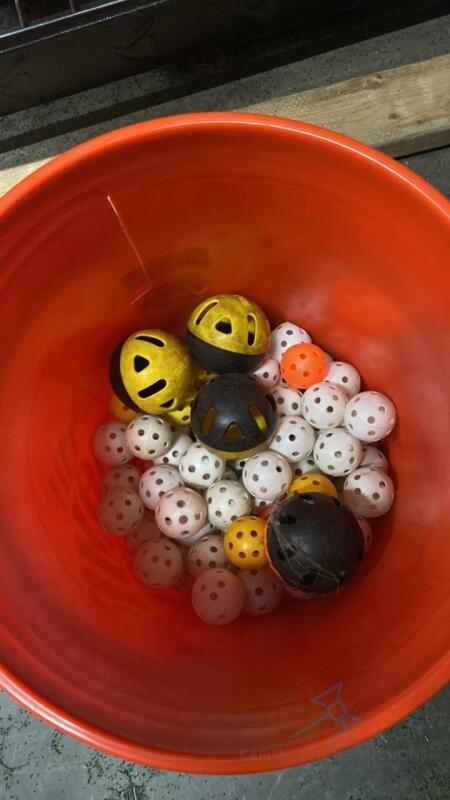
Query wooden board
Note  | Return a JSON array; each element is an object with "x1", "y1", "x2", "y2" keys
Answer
[
  {"x1": 243, "y1": 54, "x2": 450, "y2": 157},
  {"x1": 1, "y1": 55, "x2": 449, "y2": 197},
  {"x1": 0, "y1": 159, "x2": 51, "y2": 198}
]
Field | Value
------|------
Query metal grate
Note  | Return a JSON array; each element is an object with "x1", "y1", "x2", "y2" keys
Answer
[
  {"x1": 0, "y1": 0, "x2": 127, "y2": 34},
  {"x1": 1, "y1": 0, "x2": 447, "y2": 118}
]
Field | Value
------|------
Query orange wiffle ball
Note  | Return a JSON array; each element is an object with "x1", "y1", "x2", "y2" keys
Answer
[{"x1": 280, "y1": 343, "x2": 328, "y2": 389}]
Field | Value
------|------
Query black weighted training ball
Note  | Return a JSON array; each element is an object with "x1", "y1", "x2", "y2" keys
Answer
[
  {"x1": 265, "y1": 493, "x2": 365, "y2": 595},
  {"x1": 191, "y1": 373, "x2": 277, "y2": 459}
]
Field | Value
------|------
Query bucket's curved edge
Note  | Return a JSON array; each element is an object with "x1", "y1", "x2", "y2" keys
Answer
[
  {"x1": 0, "y1": 651, "x2": 448, "y2": 774},
  {"x1": 1, "y1": 112, "x2": 449, "y2": 222},
  {"x1": 0, "y1": 111, "x2": 448, "y2": 773}
]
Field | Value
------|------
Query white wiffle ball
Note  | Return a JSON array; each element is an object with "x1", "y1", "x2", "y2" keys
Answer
[
  {"x1": 359, "y1": 444, "x2": 389, "y2": 472},
  {"x1": 187, "y1": 534, "x2": 230, "y2": 578},
  {"x1": 97, "y1": 488, "x2": 144, "y2": 535},
  {"x1": 92, "y1": 421, "x2": 131, "y2": 466},
  {"x1": 101, "y1": 463, "x2": 140, "y2": 494},
  {"x1": 269, "y1": 322, "x2": 311, "y2": 363},
  {"x1": 250, "y1": 353, "x2": 280, "y2": 389},
  {"x1": 325, "y1": 361, "x2": 361, "y2": 398},
  {"x1": 156, "y1": 486, "x2": 207, "y2": 541},
  {"x1": 239, "y1": 567, "x2": 283, "y2": 616},
  {"x1": 302, "y1": 382, "x2": 348, "y2": 429},
  {"x1": 154, "y1": 431, "x2": 193, "y2": 467},
  {"x1": 179, "y1": 443, "x2": 225, "y2": 489},
  {"x1": 342, "y1": 467, "x2": 394, "y2": 518},
  {"x1": 134, "y1": 538, "x2": 183, "y2": 588},
  {"x1": 269, "y1": 416, "x2": 315, "y2": 462},
  {"x1": 271, "y1": 385, "x2": 303, "y2": 417},
  {"x1": 139, "y1": 465, "x2": 183, "y2": 511},
  {"x1": 242, "y1": 451, "x2": 292, "y2": 501},
  {"x1": 191, "y1": 569, "x2": 244, "y2": 625},
  {"x1": 126, "y1": 414, "x2": 172, "y2": 460},
  {"x1": 313, "y1": 428, "x2": 363, "y2": 477},
  {"x1": 205, "y1": 480, "x2": 251, "y2": 531},
  {"x1": 344, "y1": 391, "x2": 396, "y2": 442}
]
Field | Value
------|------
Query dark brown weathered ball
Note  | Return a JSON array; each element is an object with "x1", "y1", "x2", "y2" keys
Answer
[{"x1": 265, "y1": 493, "x2": 364, "y2": 595}]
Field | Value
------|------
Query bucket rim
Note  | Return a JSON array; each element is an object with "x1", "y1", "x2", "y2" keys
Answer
[{"x1": 0, "y1": 111, "x2": 448, "y2": 772}]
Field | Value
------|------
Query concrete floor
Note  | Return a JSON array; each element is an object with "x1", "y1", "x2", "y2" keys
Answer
[
  {"x1": 0, "y1": 688, "x2": 449, "y2": 800},
  {"x1": 0, "y1": 14, "x2": 449, "y2": 800}
]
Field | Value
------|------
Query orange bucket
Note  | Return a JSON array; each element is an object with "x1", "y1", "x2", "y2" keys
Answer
[{"x1": 0, "y1": 113, "x2": 448, "y2": 773}]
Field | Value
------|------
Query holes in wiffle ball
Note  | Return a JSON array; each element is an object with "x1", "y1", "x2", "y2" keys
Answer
[
  {"x1": 138, "y1": 379, "x2": 166, "y2": 398},
  {"x1": 249, "y1": 404, "x2": 268, "y2": 432},
  {"x1": 215, "y1": 318, "x2": 232, "y2": 334},
  {"x1": 136, "y1": 335, "x2": 165, "y2": 347},
  {"x1": 201, "y1": 407, "x2": 216, "y2": 436},
  {"x1": 195, "y1": 300, "x2": 218, "y2": 325},
  {"x1": 247, "y1": 314, "x2": 256, "y2": 346},
  {"x1": 299, "y1": 571, "x2": 317, "y2": 588},
  {"x1": 225, "y1": 423, "x2": 244, "y2": 440}
]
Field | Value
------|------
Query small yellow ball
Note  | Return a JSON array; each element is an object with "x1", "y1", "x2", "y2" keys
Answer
[
  {"x1": 193, "y1": 360, "x2": 215, "y2": 387},
  {"x1": 108, "y1": 393, "x2": 138, "y2": 424},
  {"x1": 165, "y1": 396, "x2": 194, "y2": 427},
  {"x1": 224, "y1": 515, "x2": 267, "y2": 570},
  {"x1": 288, "y1": 472, "x2": 338, "y2": 499}
]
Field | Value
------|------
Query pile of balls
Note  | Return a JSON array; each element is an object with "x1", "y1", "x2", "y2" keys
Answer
[{"x1": 92, "y1": 294, "x2": 397, "y2": 625}]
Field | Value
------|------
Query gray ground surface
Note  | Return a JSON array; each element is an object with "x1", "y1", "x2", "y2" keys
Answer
[
  {"x1": 1, "y1": 14, "x2": 449, "y2": 197},
  {"x1": 1, "y1": 688, "x2": 449, "y2": 799},
  {"x1": 0, "y1": 13, "x2": 449, "y2": 800}
]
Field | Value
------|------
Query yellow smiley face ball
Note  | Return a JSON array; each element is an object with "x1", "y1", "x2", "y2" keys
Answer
[
  {"x1": 224, "y1": 515, "x2": 267, "y2": 569},
  {"x1": 109, "y1": 329, "x2": 193, "y2": 415},
  {"x1": 288, "y1": 473, "x2": 338, "y2": 499}
]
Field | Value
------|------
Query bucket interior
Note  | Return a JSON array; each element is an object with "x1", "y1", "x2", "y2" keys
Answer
[{"x1": 0, "y1": 118, "x2": 448, "y2": 767}]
